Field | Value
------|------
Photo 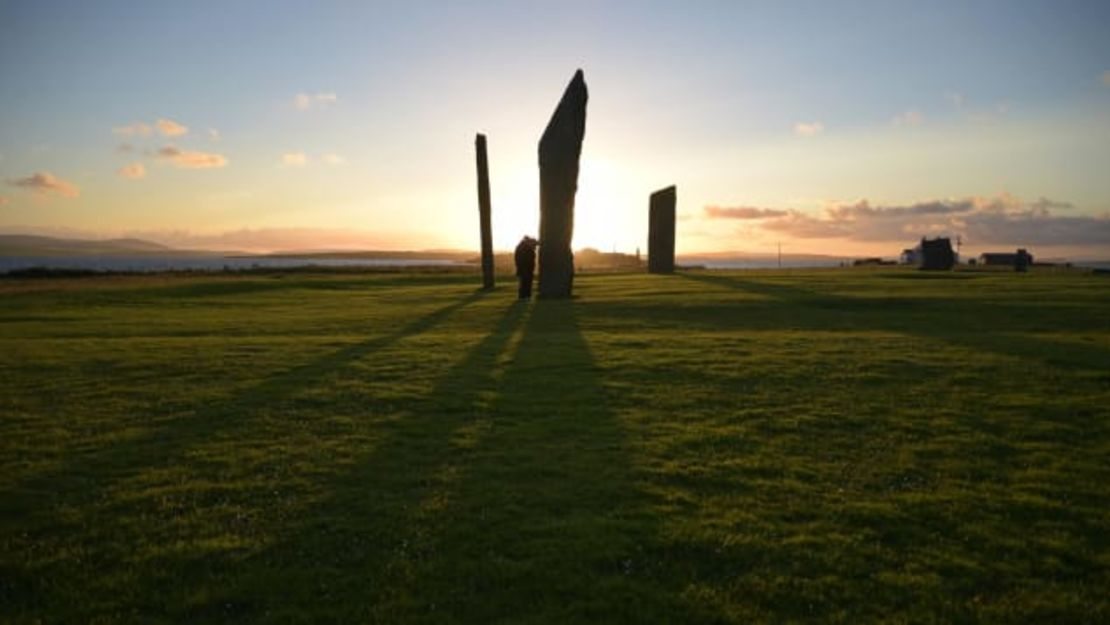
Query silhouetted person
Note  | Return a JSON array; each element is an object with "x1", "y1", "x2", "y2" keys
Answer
[{"x1": 514, "y1": 236, "x2": 538, "y2": 300}]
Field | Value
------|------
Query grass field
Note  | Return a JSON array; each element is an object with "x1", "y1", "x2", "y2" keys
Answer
[{"x1": 1, "y1": 268, "x2": 1108, "y2": 623}]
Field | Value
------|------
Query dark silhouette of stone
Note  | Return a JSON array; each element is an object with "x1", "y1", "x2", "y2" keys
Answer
[
  {"x1": 918, "y1": 236, "x2": 955, "y2": 270},
  {"x1": 538, "y1": 69, "x2": 588, "y2": 298},
  {"x1": 1014, "y1": 248, "x2": 1032, "y2": 272},
  {"x1": 648, "y1": 185, "x2": 676, "y2": 274},
  {"x1": 475, "y1": 134, "x2": 494, "y2": 290}
]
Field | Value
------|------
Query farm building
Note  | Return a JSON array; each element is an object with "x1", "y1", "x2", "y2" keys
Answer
[
  {"x1": 979, "y1": 249, "x2": 1034, "y2": 267},
  {"x1": 914, "y1": 237, "x2": 956, "y2": 270}
]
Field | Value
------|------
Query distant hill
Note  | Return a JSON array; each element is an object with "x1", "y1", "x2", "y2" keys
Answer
[
  {"x1": 678, "y1": 250, "x2": 846, "y2": 262},
  {"x1": 257, "y1": 249, "x2": 474, "y2": 261},
  {"x1": 0, "y1": 234, "x2": 224, "y2": 257},
  {"x1": 678, "y1": 251, "x2": 847, "y2": 267}
]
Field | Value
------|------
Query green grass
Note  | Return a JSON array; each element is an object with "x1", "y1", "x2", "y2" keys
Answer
[{"x1": 1, "y1": 268, "x2": 1108, "y2": 623}]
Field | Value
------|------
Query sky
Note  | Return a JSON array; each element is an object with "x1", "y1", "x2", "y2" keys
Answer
[{"x1": 2, "y1": 0, "x2": 1109, "y2": 257}]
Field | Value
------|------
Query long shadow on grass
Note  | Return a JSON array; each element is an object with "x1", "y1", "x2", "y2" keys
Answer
[
  {"x1": 676, "y1": 272, "x2": 1109, "y2": 372},
  {"x1": 0, "y1": 290, "x2": 486, "y2": 554},
  {"x1": 170, "y1": 299, "x2": 530, "y2": 622},
  {"x1": 392, "y1": 299, "x2": 725, "y2": 623},
  {"x1": 353, "y1": 300, "x2": 724, "y2": 622},
  {"x1": 185, "y1": 300, "x2": 725, "y2": 623}
]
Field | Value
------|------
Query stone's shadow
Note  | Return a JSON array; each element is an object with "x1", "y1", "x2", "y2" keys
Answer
[
  {"x1": 674, "y1": 272, "x2": 1109, "y2": 372},
  {"x1": 1, "y1": 290, "x2": 486, "y2": 526},
  {"x1": 180, "y1": 299, "x2": 530, "y2": 621},
  {"x1": 391, "y1": 299, "x2": 717, "y2": 622},
  {"x1": 190, "y1": 298, "x2": 722, "y2": 623}
]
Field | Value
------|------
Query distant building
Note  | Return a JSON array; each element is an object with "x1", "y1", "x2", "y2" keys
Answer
[
  {"x1": 979, "y1": 249, "x2": 1034, "y2": 270},
  {"x1": 854, "y1": 257, "x2": 881, "y2": 266},
  {"x1": 979, "y1": 252, "x2": 1017, "y2": 265},
  {"x1": 899, "y1": 248, "x2": 919, "y2": 265},
  {"x1": 917, "y1": 237, "x2": 956, "y2": 270}
]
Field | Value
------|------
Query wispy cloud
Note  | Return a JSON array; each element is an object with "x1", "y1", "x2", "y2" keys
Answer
[
  {"x1": 1101, "y1": 70, "x2": 1110, "y2": 86},
  {"x1": 294, "y1": 92, "x2": 338, "y2": 110},
  {"x1": 209, "y1": 128, "x2": 221, "y2": 141},
  {"x1": 7, "y1": 171, "x2": 80, "y2": 198},
  {"x1": 282, "y1": 152, "x2": 308, "y2": 167},
  {"x1": 0, "y1": 196, "x2": 9, "y2": 207},
  {"x1": 704, "y1": 206, "x2": 789, "y2": 220},
  {"x1": 944, "y1": 90, "x2": 966, "y2": 107},
  {"x1": 716, "y1": 194, "x2": 1108, "y2": 247},
  {"x1": 117, "y1": 162, "x2": 146, "y2": 179},
  {"x1": 322, "y1": 153, "x2": 346, "y2": 166},
  {"x1": 116, "y1": 143, "x2": 135, "y2": 153},
  {"x1": 113, "y1": 122, "x2": 152, "y2": 137},
  {"x1": 794, "y1": 121, "x2": 824, "y2": 137},
  {"x1": 893, "y1": 109, "x2": 924, "y2": 126},
  {"x1": 156, "y1": 146, "x2": 228, "y2": 169},
  {"x1": 114, "y1": 118, "x2": 190, "y2": 139},
  {"x1": 155, "y1": 118, "x2": 188, "y2": 137}
]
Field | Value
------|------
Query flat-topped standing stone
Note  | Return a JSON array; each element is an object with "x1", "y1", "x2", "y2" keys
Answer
[
  {"x1": 475, "y1": 133, "x2": 494, "y2": 290},
  {"x1": 538, "y1": 69, "x2": 588, "y2": 299},
  {"x1": 648, "y1": 185, "x2": 676, "y2": 274}
]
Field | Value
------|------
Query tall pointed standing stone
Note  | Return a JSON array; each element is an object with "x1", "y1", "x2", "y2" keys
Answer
[
  {"x1": 538, "y1": 69, "x2": 588, "y2": 298},
  {"x1": 475, "y1": 133, "x2": 494, "y2": 290},
  {"x1": 648, "y1": 185, "x2": 676, "y2": 274}
]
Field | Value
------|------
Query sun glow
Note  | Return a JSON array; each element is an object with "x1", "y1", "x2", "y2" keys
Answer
[
  {"x1": 574, "y1": 156, "x2": 647, "y2": 253},
  {"x1": 491, "y1": 155, "x2": 648, "y2": 254}
]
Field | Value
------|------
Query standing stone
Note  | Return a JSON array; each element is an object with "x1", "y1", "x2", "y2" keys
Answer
[
  {"x1": 475, "y1": 134, "x2": 494, "y2": 290},
  {"x1": 648, "y1": 185, "x2": 677, "y2": 274},
  {"x1": 538, "y1": 69, "x2": 588, "y2": 299}
]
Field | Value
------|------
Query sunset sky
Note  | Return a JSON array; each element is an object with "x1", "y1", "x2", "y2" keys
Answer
[{"x1": 2, "y1": 0, "x2": 1109, "y2": 257}]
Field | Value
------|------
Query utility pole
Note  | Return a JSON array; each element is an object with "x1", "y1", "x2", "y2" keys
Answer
[{"x1": 777, "y1": 242, "x2": 782, "y2": 269}]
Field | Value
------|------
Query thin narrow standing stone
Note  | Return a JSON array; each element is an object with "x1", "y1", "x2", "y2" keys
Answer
[
  {"x1": 648, "y1": 185, "x2": 676, "y2": 274},
  {"x1": 538, "y1": 69, "x2": 588, "y2": 299},
  {"x1": 475, "y1": 133, "x2": 494, "y2": 290}
]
